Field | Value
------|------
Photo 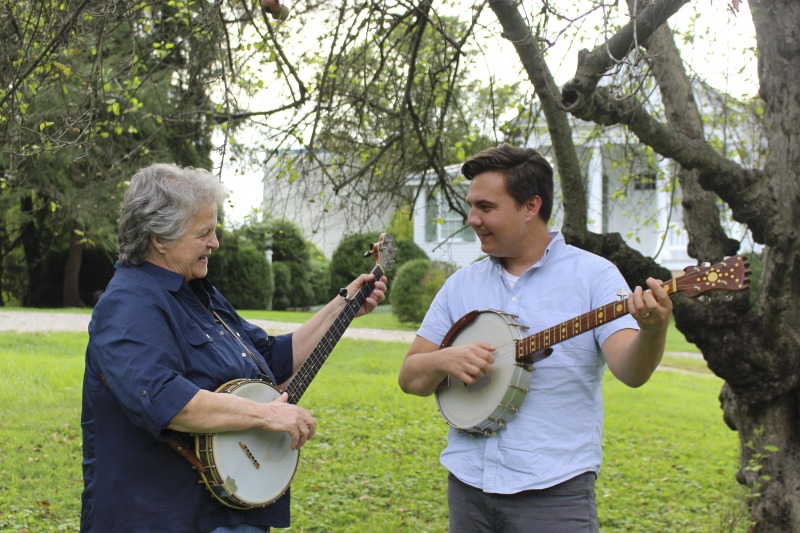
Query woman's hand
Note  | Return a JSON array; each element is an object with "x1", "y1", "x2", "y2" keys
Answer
[
  {"x1": 341, "y1": 273, "x2": 388, "y2": 317},
  {"x1": 261, "y1": 393, "x2": 316, "y2": 450}
]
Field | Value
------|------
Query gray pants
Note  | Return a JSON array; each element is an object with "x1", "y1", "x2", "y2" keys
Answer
[{"x1": 447, "y1": 472, "x2": 599, "y2": 533}]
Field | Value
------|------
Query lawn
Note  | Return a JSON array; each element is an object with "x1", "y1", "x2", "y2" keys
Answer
[{"x1": 0, "y1": 329, "x2": 746, "y2": 532}]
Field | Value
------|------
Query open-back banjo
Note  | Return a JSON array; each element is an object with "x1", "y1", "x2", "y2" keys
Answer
[
  {"x1": 191, "y1": 233, "x2": 396, "y2": 509},
  {"x1": 435, "y1": 256, "x2": 751, "y2": 437}
]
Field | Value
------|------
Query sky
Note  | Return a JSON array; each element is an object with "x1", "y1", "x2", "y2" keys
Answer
[{"x1": 219, "y1": 0, "x2": 759, "y2": 226}]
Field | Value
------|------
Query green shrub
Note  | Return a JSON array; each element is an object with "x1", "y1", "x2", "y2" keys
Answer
[
  {"x1": 211, "y1": 235, "x2": 272, "y2": 310},
  {"x1": 271, "y1": 261, "x2": 293, "y2": 310},
  {"x1": 328, "y1": 233, "x2": 383, "y2": 296},
  {"x1": 386, "y1": 205, "x2": 414, "y2": 241},
  {"x1": 329, "y1": 233, "x2": 430, "y2": 300},
  {"x1": 267, "y1": 220, "x2": 316, "y2": 309},
  {"x1": 391, "y1": 258, "x2": 457, "y2": 323},
  {"x1": 388, "y1": 240, "x2": 429, "y2": 294},
  {"x1": 231, "y1": 218, "x2": 321, "y2": 309},
  {"x1": 308, "y1": 243, "x2": 331, "y2": 307}
]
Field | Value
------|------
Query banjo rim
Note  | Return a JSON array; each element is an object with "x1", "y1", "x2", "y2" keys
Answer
[
  {"x1": 435, "y1": 309, "x2": 532, "y2": 436},
  {"x1": 194, "y1": 378, "x2": 299, "y2": 509}
]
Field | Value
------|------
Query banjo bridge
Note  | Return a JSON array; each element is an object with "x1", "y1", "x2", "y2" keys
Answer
[{"x1": 239, "y1": 441, "x2": 261, "y2": 470}]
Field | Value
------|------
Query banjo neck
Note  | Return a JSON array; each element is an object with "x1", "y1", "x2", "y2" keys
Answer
[
  {"x1": 283, "y1": 262, "x2": 386, "y2": 404},
  {"x1": 516, "y1": 292, "x2": 632, "y2": 362},
  {"x1": 516, "y1": 257, "x2": 751, "y2": 363}
]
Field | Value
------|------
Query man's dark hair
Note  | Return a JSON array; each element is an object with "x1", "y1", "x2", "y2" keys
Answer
[{"x1": 461, "y1": 144, "x2": 554, "y2": 222}]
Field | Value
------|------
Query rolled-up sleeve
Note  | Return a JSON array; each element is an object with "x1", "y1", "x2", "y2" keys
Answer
[{"x1": 88, "y1": 289, "x2": 200, "y2": 440}]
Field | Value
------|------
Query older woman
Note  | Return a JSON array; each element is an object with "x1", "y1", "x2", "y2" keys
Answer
[{"x1": 81, "y1": 163, "x2": 386, "y2": 533}]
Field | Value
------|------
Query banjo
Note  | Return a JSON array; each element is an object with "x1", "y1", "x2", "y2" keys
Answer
[
  {"x1": 191, "y1": 233, "x2": 396, "y2": 509},
  {"x1": 435, "y1": 256, "x2": 751, "y2": 437}
]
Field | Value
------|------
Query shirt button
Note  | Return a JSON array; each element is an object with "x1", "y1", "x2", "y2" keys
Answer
[
  {"x1": 140, "y1": 390, "x2": 147, "y2": 397},
  {"x1": 220, "y1": 330, "x2": 225, "y2": 335},
  {"x1": 241, "y1": 352, "x2": 247, "y2": 358},
  {"x1": 512, "y1": 296, "x2": 518, "y2": 302}
]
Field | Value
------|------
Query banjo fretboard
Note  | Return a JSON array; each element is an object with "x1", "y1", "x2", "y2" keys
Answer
[
  {"x1": 515, "y1": 258, "x2": 750, "y2": 361},
  {"x1": 283, "y1": 263, "x2": 385, "y2": 404}
]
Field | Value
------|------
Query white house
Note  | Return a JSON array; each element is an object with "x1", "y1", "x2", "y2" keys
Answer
[
  {"x1": 257, "y1": 151, "x2": 394, "y2": 259},
  {"x1": 409, "y1": 140, "x2": 692, "y2": 273},
  {"x1": 258, "y1": 94, "x2": 759, "y2": 274}
]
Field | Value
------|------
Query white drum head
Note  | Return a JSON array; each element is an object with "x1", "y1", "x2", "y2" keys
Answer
[
  {"x1": 211, "y1": 381, "x2": 298, "y2": 505},
  {"x1": 437, "y1": 311, "x2": 521, "y2": 429}
]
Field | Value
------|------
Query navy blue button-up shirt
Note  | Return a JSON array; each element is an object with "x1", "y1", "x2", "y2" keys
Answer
[{"x1": 81, "y1": 261, "x2": 294, "y2": 532}]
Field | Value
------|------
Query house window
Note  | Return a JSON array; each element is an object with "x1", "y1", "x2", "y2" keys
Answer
[
  {"x1": 425, "y1": 188, "x2": 476, "y2": 243},
  {"x1": 633, "y1": 171, "x2": 658, "y2": 190}
]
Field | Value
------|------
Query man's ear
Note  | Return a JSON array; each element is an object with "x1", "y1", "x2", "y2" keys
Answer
[{"x1": 524, "y1": 196, "x2": 542, "y2": 221}]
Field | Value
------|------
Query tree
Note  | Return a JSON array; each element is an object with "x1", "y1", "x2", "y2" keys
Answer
[
  {"x1": 0, "y1": 0, "x2": 279, "y2": 305},
  {"x1": 233, "y1": 1, "x2": 525, "y2": 231},
  {"x1": 482, "y1": 0, "x2": 794, "y2": 530}
]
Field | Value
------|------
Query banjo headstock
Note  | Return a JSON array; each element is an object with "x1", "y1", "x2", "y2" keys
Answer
[
  {"x1": 669, "y1": 255, "x2": 751, "y2": 297},
  {"x1": 367, "y1": 233, "x2": 396, "y2": 275}
]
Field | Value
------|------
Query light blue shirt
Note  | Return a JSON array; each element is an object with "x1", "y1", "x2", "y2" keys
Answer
[{"x1": 417, "y1": 232, "x2": 638, "y2": 493}]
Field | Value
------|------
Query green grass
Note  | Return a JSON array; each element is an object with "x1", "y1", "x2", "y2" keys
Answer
[
  {"x1": 4, "y1": 305, "x2": 700, "y2": 350},
  {"x1": 0, "y1": 330, "x2": 745, "y2": 532},
  {"x1": 0, "y1": 332, "x2": 85, "y2": 533}
]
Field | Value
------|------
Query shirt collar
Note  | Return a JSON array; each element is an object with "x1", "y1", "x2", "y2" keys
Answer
[
  {"x1": 115, "y1": 260, "x2": 211, "y2": 294},
  {"x1": 490, "y1": 230, "x2": 566, "y2": 275}
]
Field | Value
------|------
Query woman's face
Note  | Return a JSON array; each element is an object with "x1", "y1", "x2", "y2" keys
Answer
[{"x1": 149, "y1": 202, "x2": 219, "y2": 282}]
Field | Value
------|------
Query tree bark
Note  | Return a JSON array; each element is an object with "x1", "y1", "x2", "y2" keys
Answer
[
  {"x1": 20, "y1": 195, "x2": 43, "y2": 307},
  {"x1": 62, "y1": 222, "x2": 85, "y2": 308}
]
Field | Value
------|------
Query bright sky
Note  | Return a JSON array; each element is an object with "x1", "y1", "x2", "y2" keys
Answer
[{"x1": 220, "y1": 0, "x2": 759, "y2": 226}]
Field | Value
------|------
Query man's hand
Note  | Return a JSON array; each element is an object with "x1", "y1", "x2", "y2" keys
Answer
[{"x1": 437, "y1": 342, "x2": 496, "y2": 385}]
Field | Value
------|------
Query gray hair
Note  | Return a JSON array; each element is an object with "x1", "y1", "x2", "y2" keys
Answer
[{"x1": 118, "y1": 163, "x2": 227, "y2": 265}]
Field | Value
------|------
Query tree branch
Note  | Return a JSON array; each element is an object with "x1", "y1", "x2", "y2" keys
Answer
[
  {"x1": 559, "y1": 0, "x2": 773, "y2": 244},
  {"x1": 488, "y1": 0, "x2": 588, "y2": 233},
  {"x1": 0, "y1": 0, "x2": 92, "y2": 111},
  {"x1": 562, "y1": 0, "x2": 690, "y2": 100}
]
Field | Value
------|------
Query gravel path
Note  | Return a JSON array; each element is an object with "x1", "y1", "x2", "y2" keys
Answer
[{"x1": 0, "y1": 310, "x2": 416, "y2": 343}]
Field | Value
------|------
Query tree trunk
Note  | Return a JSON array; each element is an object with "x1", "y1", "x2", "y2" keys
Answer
[
  {"x1": 62, "y1": 222, "x2": 85, "y2": 308},
  {"x1": 722, "y1": 1, "x2": 800, "y2": 530},
  {"x1": 20, "y1": 195, "x2": 43, "y2": 307}
]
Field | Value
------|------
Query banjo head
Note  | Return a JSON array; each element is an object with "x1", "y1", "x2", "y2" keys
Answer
[
  {"x1": 197, "y1": 379, "x2": 299, "y2": 508},
  {"x1": 435, "y1": 310, "x2": 532, "y2": 435}
]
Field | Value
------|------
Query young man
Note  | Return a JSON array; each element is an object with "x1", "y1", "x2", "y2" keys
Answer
[{"x1": 398, "y1": 144, "x2": 672, "y2": 532}]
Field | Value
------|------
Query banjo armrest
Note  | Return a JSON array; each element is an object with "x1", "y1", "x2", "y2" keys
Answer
[
  {"x1": 439, "y1": 310, "x2": 481, "y2": 349},
  {"x1": 516, "y1": 347, "x2": 553, "y2": 367}
]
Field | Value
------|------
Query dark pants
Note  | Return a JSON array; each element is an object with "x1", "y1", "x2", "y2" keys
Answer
[{"x1": 447, "y1": 472, "x2": 599, "y2": 533}]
